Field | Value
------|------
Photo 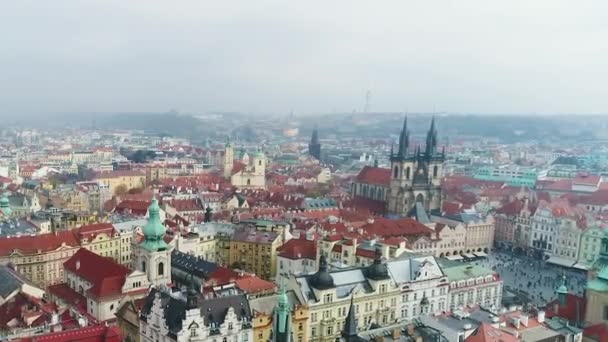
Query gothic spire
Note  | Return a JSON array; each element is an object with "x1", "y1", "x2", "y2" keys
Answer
[
  {"x1": 341, "y1": 296, "x2": 358, "y2": 339},
  {"x1": 311, "y1": 125, "x2": 319, "y2": 144},
  {"x1": 397, "y1": 116, "x2": 409, "y2": 157},
  {"x1": 425, "y1": 116, "x2": 438, "y2": 157}
]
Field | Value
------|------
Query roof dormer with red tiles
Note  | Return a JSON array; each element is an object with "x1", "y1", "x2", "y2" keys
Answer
[
  {"x1": 351, "y1": 166, "x2": 391, "y2": 203},
  {"x1": 50, "y1": 248, "x2": 149, "y2": 322}
]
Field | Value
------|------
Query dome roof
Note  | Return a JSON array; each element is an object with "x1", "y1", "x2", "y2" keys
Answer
[
  {"x1": 140, "y1": 197, "x2": 168, "y2": 251},
  {"x1": 309, "y1": 255, "x2": 334, "y2": 290},
  {"x1": 556, "y1": 276, "x2": 568, "y2": 295},
  {"x1": 365, "y1": 247, "x2": 390, "y2": 281},
  {"x1": 0, "y1": 193, "x2": 11, "y2": 217}
]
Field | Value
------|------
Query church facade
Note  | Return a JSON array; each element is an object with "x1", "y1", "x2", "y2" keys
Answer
[{"x1": 387, "y1": 117, "x2": 445, "y2": 216}]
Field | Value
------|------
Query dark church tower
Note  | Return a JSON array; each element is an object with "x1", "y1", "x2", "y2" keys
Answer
[
  {"x1": 309, "y1": 126, "x2": 321, "y2": 160},
  {"x1": 387, "y1": 116, "x2": 445, "y2": 216}
]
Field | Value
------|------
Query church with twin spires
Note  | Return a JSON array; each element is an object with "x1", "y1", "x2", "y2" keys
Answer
[{"x1": 387, "y1": 117, "x2": 445, "y2": 216}]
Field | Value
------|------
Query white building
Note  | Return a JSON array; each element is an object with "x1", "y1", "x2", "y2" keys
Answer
[{"x1": 139, "y1": 289, "x2": 253, "y2": 342}]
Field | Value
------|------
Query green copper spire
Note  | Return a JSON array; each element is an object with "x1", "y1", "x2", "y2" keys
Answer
[
  {"x1": 277, "y1": 281, "x2": 288, "y2": 333},
  {"x1": 556, "y1": 275, "x2": 568, "y2": 306},
  {"x1": 140, "y1": 197, "x2": 168, "y2": 252},
  {"x1": 0, "y1": 193, "x2": 11, "y2": 217}
]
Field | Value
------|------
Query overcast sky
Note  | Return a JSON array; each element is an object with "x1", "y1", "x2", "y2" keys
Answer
[{"x1": 1, "y1": 1, "x2": 607, "y2": 116}]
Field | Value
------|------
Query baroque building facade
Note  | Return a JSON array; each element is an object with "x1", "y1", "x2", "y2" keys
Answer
[{"x1": 387, "y1": 117, "x2": 444, "y2": 216}]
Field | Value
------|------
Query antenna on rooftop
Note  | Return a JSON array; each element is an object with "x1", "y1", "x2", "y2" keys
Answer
[{"x1": 364, "y1": 90, "x2": 371, "y2": 113}]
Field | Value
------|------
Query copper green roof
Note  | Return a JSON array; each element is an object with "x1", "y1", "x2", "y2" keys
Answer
[
  {"x1": 587, "y1": 277, "x2": 608, "y2": 292},
  {"x1": 0, "y1": 193, "x2": 11, "y2": 217},
  {"x1": 140, "y1": 197, "x2": 167, "y2": 252}
]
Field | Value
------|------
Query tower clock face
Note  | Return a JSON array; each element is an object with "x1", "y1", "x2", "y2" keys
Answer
[{"x1": 418, "y1": 168, "x2": 424, "y2": 174}]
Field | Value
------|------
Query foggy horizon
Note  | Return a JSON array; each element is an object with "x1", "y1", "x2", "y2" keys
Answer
[{"x1": 2, "y1": 1, "x2": 608, "y2": 116}]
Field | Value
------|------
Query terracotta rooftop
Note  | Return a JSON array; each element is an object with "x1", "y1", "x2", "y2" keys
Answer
[
  {"x1": 355, "y1": 166, "x2": 391, "y2": 186},
  {"x1": 277, "y1": 238, "x2": 316, "y2": 260},
  {"x1": 362, "y1": 217, "x2": 434, "y2": 238},
  {"x1": 0, "y1": 230, "x2": 80, "y2": 257},
  {"x1": 63, "y1": 248, "x2": 130, "y2": 299}
]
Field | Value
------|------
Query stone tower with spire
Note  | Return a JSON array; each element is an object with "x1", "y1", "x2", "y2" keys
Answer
[
  {"x1": 309, "y1": 126, "x2": 321, "y2": 160},
  {"x1": 340, "y1": 297, "x2": 366, "y2": 342},
  {"x1": 387, "y1": 116, "x2": 445, "y2": 216},
  {"x1": 0, "y1": 192, "x2": 12, "y2": 218},
  {"x1": 223, "y1": 138, "x2": 234, "y2": 179},
  {"x1": 135, "y1": 196, "x2": 172, "y2": 286},
  {"x1": 271, "y1": 282, "x2": 293, "y2": 342}
]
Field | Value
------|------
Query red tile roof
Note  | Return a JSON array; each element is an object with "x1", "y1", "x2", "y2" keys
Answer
[
  {"x1": 573, "y1": 173, "x2": 601, "y2": 186},
  {"x1": 114, "y1": 200, "x2": 150, "y2": 216},
  {"x1": 18, "y1": 324, "x2": 122, "y2": 342},
  {"x1": 355, "y1": 166, "x2": 391, "y2": 186},
  {"x1": 578, "y1": 190, "x2": 608, "y2": 206},
  {"x1": 277, "y1": 238, "x2": 316, "y2": 260},
  {"x1": 345, "y1": 196, "x2": 386, "y2": 215},
  {"x1": 465, "y1": 322, "x2": 518, "y2": 342},
  {"x1": 0, "y1": 230, "x2": 80, "y2": 257},
  {"x1": 47, "y1": 283, "x2": 88, "y2": 313},
  {"x1": 355, "y1": 248, "x2": 375, "y2": 258},
  {"x1": 544, "y1": 293, "x2": 586, "y2": 323},
  {"x1": 63, "y1": 248, "x2": 130, "y2": 299},
  {"x1": 235, "y1": 276, "x2": 275, "y2": 293},
  {"x1": 362, "y1": 217, "x2": 434, "y2": 239},
  {"x1": 170, "y1": 199, "x2": 204, "y2": 212},
  {"x1": 584, "y1": 323, "x2": 608, "y2": 342},
  {"x1": 76, "y1": 223, "x2": 117, "y2": 241}
]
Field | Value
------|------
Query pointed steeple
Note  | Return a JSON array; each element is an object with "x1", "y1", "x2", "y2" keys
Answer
[
  {"x1": 277, "y1": 281, "x2": 289, "y2": 333},
  {"x1": 397, "y1": 116, "x2": 409, "y2": 158},
  {"x1": 311, "y1": 125, "x2": 319, "y2": 145},
  {"x1": 425, "y1": 116, "x2": 438, "y2": 157},
  {"x1": 341, "y1": 296, "x2": 358, "y2": 339},
  {"x1": 309, "y1": 125, "x2": 321, "y2": 160},
  {"x1": 141, "y1": 196, "x2": 168, "y2": 251}
]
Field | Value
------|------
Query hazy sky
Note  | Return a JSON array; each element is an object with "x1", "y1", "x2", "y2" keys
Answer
[{"x1": 1, "y1": 1, "x2": 607, "y2": 115}]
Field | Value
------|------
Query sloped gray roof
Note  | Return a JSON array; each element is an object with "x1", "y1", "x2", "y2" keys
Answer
[{"x1": 0, "y1": 265, "x2": 25, "y2": 298}]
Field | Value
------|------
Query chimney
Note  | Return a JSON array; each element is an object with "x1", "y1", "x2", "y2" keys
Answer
[
  {"x1": 537, "y1": 310, "x2": 545, "y2": 323},
  {"x1": 520, "y1": 314, "x2": 529, "y2": 327}
]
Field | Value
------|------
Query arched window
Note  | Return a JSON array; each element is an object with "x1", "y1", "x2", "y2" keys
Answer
[
  {"x1": 158, "y1": 262, "x2": 164, "y2": 276},
  {"x1": 433, "y1": 165, "x2": 438, "y2": 178},
  {"x1": 416, "y1": 193, "x2": 424, "y2": 203},
  {"x1": 259, "y1": 160, "x2": 262, "y2": 166},
  {"x1": 141, "y1": 260, "x2": 146, "y2": 272},
  {"x1": 406, "y1": 167, "x2": 410, "y2": 180},
  {"x1": 247, "y1": 178, "x2": 251, "y2": 185},
  {"x1": 394, "y1": 166, "x2": 399, "y2": 178}
]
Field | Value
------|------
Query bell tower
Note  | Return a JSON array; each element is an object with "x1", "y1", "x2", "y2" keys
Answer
[
  {"x1": 388, "y1": 116, "x2": 445, "y2": 216},
  {"x1": 136, "y1": 196, "x2": 172, "y2": 287}
]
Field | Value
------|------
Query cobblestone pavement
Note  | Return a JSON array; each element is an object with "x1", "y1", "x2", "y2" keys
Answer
[{"x1": 474, "y1": 251, "x2": 587, "y2": 306}]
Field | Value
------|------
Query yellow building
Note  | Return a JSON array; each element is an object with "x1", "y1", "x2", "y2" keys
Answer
[
  {"x1": 94, "y1": 170, "x2": 145, "y2": 195},
  {"x1": 250, "y1": 292, "x2": 309, "y2": 342},
  {"x1": 585, "y1": 230, "x2": 608, "y2": 325},
  {"x1": 229, "y1": 229, "x2": 284, "y2": 280},
  {"x1": 0, "y1": 222, "x2": 128, "y2": 288},
  {"x1": 289, "y1": 255, "x2": 401, "y2": 342},
  {"x1": 0, "y1": 230, "x2": 81, "y2": 288},
  {"x1": 145, "y1": 165, "x2": 168, "y2": 185},
  {"x1": 50, "y1": 211, "x2": 101, "y2": 232},
  {"x1": 76, "y1": 222, "x2": 123, "y2": 263}
]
